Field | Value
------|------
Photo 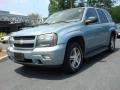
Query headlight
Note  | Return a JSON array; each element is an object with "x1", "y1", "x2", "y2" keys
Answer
[{"x1": 36, "y1": 33, "x2": 57, "y2": 47}]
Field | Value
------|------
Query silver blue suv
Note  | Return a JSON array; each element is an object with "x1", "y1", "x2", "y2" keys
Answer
[{"x1": 7, "y1": 7, "x2": 116, "y2": 73}]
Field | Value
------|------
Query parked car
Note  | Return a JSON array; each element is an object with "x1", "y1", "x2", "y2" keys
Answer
[
  {"x1": 0, "y1": 35, "x2": 10, "y2": 43},
  {"x1": 7, "y1": 7, "x2": 116, "y2": 73},
  {"x1": 116, "y1": 24, "x2": 120, "y2": 38}
]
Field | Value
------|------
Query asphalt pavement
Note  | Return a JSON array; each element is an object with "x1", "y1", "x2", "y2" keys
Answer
[
  {"x1": 0, "y1": 40, "x2": 120, "y2": 90},
  {"x1": 0, "y1": 42, "x2": 8, "y2": 50}
]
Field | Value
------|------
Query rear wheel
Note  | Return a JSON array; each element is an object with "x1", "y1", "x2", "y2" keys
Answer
[
  {"x1": 108, "y1": 34, "x2": 115, "y2": 52},
  {"x1": 63, "y1": 42, "x2": 83, "y2": 73}
]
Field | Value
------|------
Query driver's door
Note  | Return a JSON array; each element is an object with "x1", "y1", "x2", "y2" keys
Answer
[{"x1": 83, "y1": 8, "x2": 103, "y2": 53}]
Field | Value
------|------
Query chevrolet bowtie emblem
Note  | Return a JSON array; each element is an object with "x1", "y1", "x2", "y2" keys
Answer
[
  {"x1": 20, "y1": 40, "x2": 24, "y2": 44},
  {"x1": 14, "y1": 40, "x2": 24, "y2": 44}
]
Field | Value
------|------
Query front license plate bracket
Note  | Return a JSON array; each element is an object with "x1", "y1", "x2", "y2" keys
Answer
[{"x1": 14, "y1": 53, "x2": 24, "y2": 61}]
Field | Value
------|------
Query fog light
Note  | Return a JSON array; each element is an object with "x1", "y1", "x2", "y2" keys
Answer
[
  {"x1": 42, "y1": 55, "x2": 51, "y2": 61},
  {"x1": 32, "y1": 59, "x2": 41, "y2": 64}
]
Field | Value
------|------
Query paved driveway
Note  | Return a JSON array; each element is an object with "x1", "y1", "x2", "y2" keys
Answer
[
  {"x1": 0, "y1": 43, "x2": 8, "y2": 50},
  {"x1": 0, "y1": 40, "x2": 120, "y2": 90}
]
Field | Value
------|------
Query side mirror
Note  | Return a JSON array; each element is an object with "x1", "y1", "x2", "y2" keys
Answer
[{"x1": 85, "y1": 17, "x2": 98, "y2": 25}]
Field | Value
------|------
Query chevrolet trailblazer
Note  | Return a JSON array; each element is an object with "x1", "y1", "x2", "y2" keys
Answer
[{"x1": 7, "y1": 7, "x2": 116, "y2": 73}]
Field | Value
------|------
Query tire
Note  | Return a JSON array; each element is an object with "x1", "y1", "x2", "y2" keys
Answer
[
  {"x1": 63, "y1": 42, "x2": 83, "y2": 73},
  {"x1": 108, "y1": 34, "x2": 115, "y2": 52}
]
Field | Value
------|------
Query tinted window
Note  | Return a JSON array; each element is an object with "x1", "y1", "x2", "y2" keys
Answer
[
  {"x1": 104, "y1": 10, "x2": 113, "y2": 22},
  {"x1": 97, "y1": 9, "x2": 108, "y2": 23},
  {"x1": 86, "y1": 8, "x2": 99, "y2": 24}
]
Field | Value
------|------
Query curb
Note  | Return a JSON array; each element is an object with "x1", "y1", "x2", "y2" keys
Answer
[{"x1": 0, "y1": 55, "x2": 8, "y2": 63}]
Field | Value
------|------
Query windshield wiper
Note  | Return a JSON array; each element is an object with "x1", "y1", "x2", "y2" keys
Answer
[
  {"x1": 40, "y1": 23, "x2": 50, "y2": 25},
  {"x1": 42, "y1": 19, "x2": 80, "y2": 25},
  {"x1": 52, "y1": 19, "x2": 80, "y2": 24},
  {"x1": 66, "y1": 19, "x2": 80, "y2": 22},
  {"x1": 52, "y1": 21, "x2": 70, "y2": 24}
]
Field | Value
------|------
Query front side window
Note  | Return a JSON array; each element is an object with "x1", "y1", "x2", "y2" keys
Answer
[
  {"x1": 45, "y1": 8, "x2": 84, "y2": 24},
  {"x1": 85, "y1": 8, "x2": 99, "y2": 24}
]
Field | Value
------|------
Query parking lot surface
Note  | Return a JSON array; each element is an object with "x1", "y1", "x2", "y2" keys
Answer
[{"x1": 0, "y1": 40, "x2": 120, "y2": 90}]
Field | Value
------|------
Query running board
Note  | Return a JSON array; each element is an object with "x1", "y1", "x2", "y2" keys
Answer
[{"x1": 85, "y1": 47, "x2": 108, "y2": 58}]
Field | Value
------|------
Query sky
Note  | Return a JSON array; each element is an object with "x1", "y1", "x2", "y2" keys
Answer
[
  {"x1": 115, "y1": 0, "x2": 120, "y2": 6},
  {"x1": 0, "y1": 0, "x2": 120, "y2": 18},
  {"x1": 0, "y1": 0, "x2": 50, "y2": 17}
]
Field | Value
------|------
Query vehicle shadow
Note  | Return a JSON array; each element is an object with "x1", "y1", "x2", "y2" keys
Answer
[
  {"x1": 81, "y1": 48, "x2": 119, "y2": 71},
  {"x1": 15, "y1": 48, "x2": 119, "y2": 80}
]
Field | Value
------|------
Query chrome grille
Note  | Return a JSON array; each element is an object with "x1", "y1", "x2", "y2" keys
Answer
[
  {"x1": 14, "y1": 36, "x2": 35, "y2": 40},
  {"x1": 13, "y1": 36, "x2": 35, "y2": 49}
]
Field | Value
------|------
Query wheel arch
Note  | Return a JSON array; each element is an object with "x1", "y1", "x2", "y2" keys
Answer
[
  {"x1": 66, "y1": 36, "x2": 85, "y2": 54},
  {"x1": 111, "y1": 30, "x2": 116, "y2": 37},
  {"x1": 63, "y1": 36, "x2": 85, "y2": 73}
]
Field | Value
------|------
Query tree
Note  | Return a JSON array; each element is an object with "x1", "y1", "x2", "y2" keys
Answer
[
  {"x1": 48, "y1": 0, "x2": 118, "y2": 15},
  {"x1": 49, "y1": 0, "x2": 58, "y2": 15},
  {"x1": 28, "y1": 13, "x2": 43, "y2": 26},
  {"x1": 87, "y1": 0, "x2": 116, "y2": 8},
  {"x1": 49, "y1": 0, "x2": 78, "y2": 15},
  {"x1": 108, "y1": 5, "x2": 120, "y2": 23}
]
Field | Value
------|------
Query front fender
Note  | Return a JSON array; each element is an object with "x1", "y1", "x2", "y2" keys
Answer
[{"x1": 57, "y1": 30, "x2": 84, "y2": 44}]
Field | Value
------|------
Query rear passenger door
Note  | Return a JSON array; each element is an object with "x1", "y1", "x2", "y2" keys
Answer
[{"x1": 96, "y1": 9, "x2": 110, "y2": 46}]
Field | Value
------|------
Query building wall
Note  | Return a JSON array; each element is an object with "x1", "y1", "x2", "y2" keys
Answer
[
  {"x1": 0, "y1": 10, "x2": 42, "y2": 36},
  {"x1": 0, "y1": 10, "x2": 29, "y2": 36}
]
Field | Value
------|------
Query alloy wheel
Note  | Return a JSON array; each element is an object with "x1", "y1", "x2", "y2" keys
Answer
[{"x1": 69, "y1": 47, "x2": 82, "y2": 70}]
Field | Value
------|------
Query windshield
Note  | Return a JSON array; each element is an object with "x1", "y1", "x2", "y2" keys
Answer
[{"x1": 45, "y1": 8, "x2": 84, "y2": 24}]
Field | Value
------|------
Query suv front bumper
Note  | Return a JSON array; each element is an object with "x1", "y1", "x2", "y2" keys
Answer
[{"x1": 7, "y1": 44, "x2": 66, "y2": 66}]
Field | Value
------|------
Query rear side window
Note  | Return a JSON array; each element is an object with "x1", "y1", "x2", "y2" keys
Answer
[
  {"x1": 104, "y1": 10, "x2": 113, "y2": 22},
  {"x1": 85, "y1": 8, "x2": 99, "y2": 24},
  {"x1": 97, "y1": 9, "x2": 108, "y2": 23}
]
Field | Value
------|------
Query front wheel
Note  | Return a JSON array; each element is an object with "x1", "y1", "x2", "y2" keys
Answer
[
  {"x1": 108, "y1": 35, "x2": 115, "y2": 52},
  {"x1": 63, "y1": 42, "x2": 83, "y2": 73}
]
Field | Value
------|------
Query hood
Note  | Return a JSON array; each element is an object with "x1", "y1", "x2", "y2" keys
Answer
[{"x1": 11, "y1": 22, "x2": 81, "y2": 36}]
